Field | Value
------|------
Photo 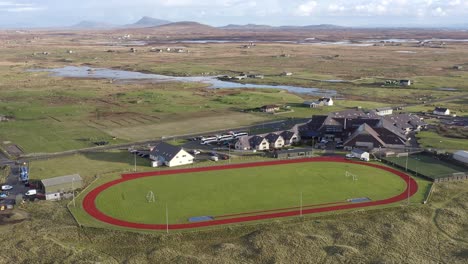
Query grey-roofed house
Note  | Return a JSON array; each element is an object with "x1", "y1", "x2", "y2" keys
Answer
[
  {"x1": 40, "y1": 174, "x2": 82, "y2": 201},
  {"x1": 235, "y1": 135, "x2": 251, "y2": 150},
  {"x1": 433, "y1": 107, "x2": 450, "y2": 116},
  {"x1": 249, "y1": 135, "x2": 269, "y2": 151},
  {"x1": 264, "y1": 133, "x2": 285, "y2": 149},
  {"x1": 280, "y1": 130, "x2": 300, "y2": 146},
  {"x1": 149, "y1": 142, "x2": 194, "y2": 167}
]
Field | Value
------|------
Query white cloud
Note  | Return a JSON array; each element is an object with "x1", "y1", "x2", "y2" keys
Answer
[
  {"x1": 432, "y1": 7, "x2": 446, "y2": 16},
  {"x1": 0, "y1": 1, "x2": 43, "y2": 12},
  {"x1": 295, "y1": 1, "x2": 318, "y2": 16}
]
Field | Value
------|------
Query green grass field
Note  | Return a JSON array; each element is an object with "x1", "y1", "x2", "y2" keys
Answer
[
  {"x1": 383, "y1": 154, "x2": 467, "y2": 179},
  {"x1": 94, "y1": 162, "x2": 406, "y2": 224}
]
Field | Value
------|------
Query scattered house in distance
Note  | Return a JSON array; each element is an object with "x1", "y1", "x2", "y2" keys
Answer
[
  {"x1": 0, "y1": 115, "x2": 11, "y2": 122},
  {"x1": 150, "y1": 47, "x2": 163, "y2": 53},
  {"x1": 453, "y1": 150, "x2": 468, "y2": 165},
  {"x1": 130, "y1": 47, "x2": 137, "y2": 53},
  {"x1": 149, "y1": 142, "x2": 194, "y2": 167},
  {"x1": 268, "y1": 148, "x2": 313, "y2": 159},
  {"x1": 374, "y1": 107, "x2": 393, "y2": 116},
  {"x1": 399, "y1": 79, "x2": 412, "y2": 86},
  {"x1": 453, "y1": 65, "x2": 463, "y2": 70},
  {"x1": 260, "y1": 105, "x2": 280, "y2": 113},
  {"x1": 433, "y1": 107, "x2": 450, "y2": 116},
  {"x1": 67, "y1": 50, "x2": 73, "y2": 54},
  {"x1": 282, "y1": 71, "x2": 293, "y2": 76},
  {"x1": 303, "y1": 97, "x2": 334, "y2": 108},
  {"x1": 40, "y1": 174, "x2": 82, "y2": 201},
  {"x1": 247, "y1": 74, "x2": 264, "y2": 79},
  {"x1": 351, "y1": 149, "x2": 370, "y2": 161}
]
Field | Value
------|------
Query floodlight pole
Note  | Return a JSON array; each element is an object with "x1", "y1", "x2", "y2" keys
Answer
[
  {"x1": 300, "y1": 192, "x2": 303, "y2": 217},
  {"x1": 166, "y1": 203, "x2": 169, "y2": 234},
  {"x1": 134, "y1": 150, "x2": 137, "y2": 172},
  {"x1": 405, "y1": 153, "x2": 408, "y2": 171},
  {"x1": 407, "y1": 177, "x2": 410, "y2": 205},
  {"x1": 72, "y1": 177, "x2": 75, "y2": 207}
]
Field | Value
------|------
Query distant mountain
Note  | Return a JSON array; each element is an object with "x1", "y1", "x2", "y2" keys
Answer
[
  {"x1": 125, "y1": 16, "x2": 171, "y2": 28},
  {"x1": 71, "y1": 20, "x2": 115, "y2": 29},
  {"x1": 220, "y1": 24, "x2": 274, "y2": 30}
]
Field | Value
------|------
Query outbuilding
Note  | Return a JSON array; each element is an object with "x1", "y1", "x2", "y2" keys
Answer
[
  {"x1": 40, "y1": 174, "x2": 82, "y2": 201},
  {"x1": 433, "y1": 107, "x2": 450, "y2": 116},
  {"x1": 351, "y1": 149, "x2": 370, "y2": 161}
]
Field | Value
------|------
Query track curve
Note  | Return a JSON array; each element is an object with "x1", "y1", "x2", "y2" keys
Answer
[{"x1": 83, "y1": 157, "x2": 418, "y2": 230}]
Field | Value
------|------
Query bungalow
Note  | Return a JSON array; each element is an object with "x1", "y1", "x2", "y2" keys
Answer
[
  {"x1": 264, "y1": 133, "x2": 285, "y2": 149},
  {"x1": 318, "y1": 97, "x2": 334, "y2": 106},
  {"x1": 433, "y1": 107, "x2": 450, "y2": 116},
  {"x1": 149, "y1": 142, "x2": 194, "y2": 167},
  {"x1": 260, "y1": 105, "x2": 280, "y2": 113},
  {"x1": 374, "y1": 107, "x2": 393, "y2": 116},
  {"x1": 249, "y1": 136, "x2": 269, "y2": 151},
  {"x1": 399, "y1": 80, "x2": 412, "y2": 86}
]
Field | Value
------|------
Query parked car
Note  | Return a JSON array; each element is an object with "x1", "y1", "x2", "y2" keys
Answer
[
  {"x1": 345, "y1": 154, "x2": 354, "y2": 159},
  {"x1": 336, "y1": 143, "x2": 344, "y2": 149},
  {"x1": 210, "y1": 156, "x2": 219, "y2": 162},
  {"x1": 0, "y1": 192, "x2": 8, "y2": 198},
  {"x1": 190, "y1": 149, "x2": 201, "y2": 155},
  {"x1": 1, "y1": 185, "x2": 13, "y2": 191},
  {"x1": 25, "y1": 189, "x2": 37, "y2": 196}
]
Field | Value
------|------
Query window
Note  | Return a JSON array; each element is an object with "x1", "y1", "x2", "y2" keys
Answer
[{"x1": 182, "y1": 155, "x2": 186, "y2": 157}]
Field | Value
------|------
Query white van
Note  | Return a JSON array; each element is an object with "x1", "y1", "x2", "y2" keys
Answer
[
  {"x1": 25, "y1": 189, "x2": 37, "y2": 196},
  {"x1": 210, "y1": 156, "x2": 219, "y2": 162}
]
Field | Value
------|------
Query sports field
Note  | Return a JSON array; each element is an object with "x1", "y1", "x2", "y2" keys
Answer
[
  {"x1": 383, "y1": 154, "x2": 467, "y2": 179},
  {"x1": 83, "y1": 157, "x2": 416, "y2": 230}
]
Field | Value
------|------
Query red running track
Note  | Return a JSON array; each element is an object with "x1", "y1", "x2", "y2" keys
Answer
[{"x1": 82, "y1": 157, "x2": 418, "y2": 230}]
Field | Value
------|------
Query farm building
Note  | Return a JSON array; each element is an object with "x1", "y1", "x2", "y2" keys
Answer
[
  {"x1": 374, "y1": 107, "x2": 393, "y2": 116},
  {"x1": 433, "y1": 107, "x2": 450, "y2": 116},
  {"x1": 399, "y1": 80, "x2": 412, "y2": 86},
  {"x1": 453, "y1": 150, "x2": 468, "y2": 165},
  {"x1": 149, "y1": 142, "x2": 194, "y2": 167},
  {"x1": 40, "y1": 174, "x2": 82, "y2": 201},
  {"x1": 351, "y1": 149, "x2": 370, "y2": 161},
  {"x1": 268, "y1": 148, "x2": 313, "y2": 159},
  {"x1": 260, "y1": 105, "x2": 280, "y2": 113}
]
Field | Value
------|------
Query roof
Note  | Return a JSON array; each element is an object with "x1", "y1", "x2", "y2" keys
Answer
[
  {"x1": 454, "y1": 150, "x2": 468, "y2": 158},
  {"x1": 236, "y1": 135, "x2": 251, "y2": 149},
  {"x1": 261, "y1": 105, "x2": 279, "y2": 109},
  {"x1": 376, "y1": 107, "x2": 393, "y2": 112},
  {"x1": 41, "y1": 174, "x2": 82, "y2": 187},
  {"x1": 351, "y1": 148, "x2": 368, "y2": 155},
  {"x1": 280, "y1": 130, "x2": 296, "y2": 140},
  {"x1": 265, "y1": 133, "x2": 281, "y2": 142},
  {"x1": 434, "y1": 107, "x2": 449, "y2": 112},
  {"x1": 318, "y1": 97, "x2": 332, "y2": 102},
  {"x1": 249, "y1": 135, "x2": 265, "y2": 147},
  {"x1": 150, "y1": 142, "x2": 189, "y2": 161}
]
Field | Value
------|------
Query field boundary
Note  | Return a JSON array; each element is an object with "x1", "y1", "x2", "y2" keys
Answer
[{"x1": 82, "y1": 157, "x2": 418, "y2": 230}]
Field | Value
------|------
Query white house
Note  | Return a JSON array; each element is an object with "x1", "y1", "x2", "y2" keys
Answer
[
  {"x1": 375, "y1": 107, "x2": 393, "y2": 116},
  {"x1": 433, "y1": 107, "x2": 450, "y2": 116},
  {"x1": 280, "y1": 130, "x2": 301, "y2": 146},
  {"x1": 318, "y1": 97, "x2": 334, "y2": 106},
  {"x1": 235, "y1": 136, "x2": 251, "y2": 150},
  {"x1": 249, "y1": 135, "x2": 269, "y2": 151},
  {"x1": 351, "y1": 149, "x2": 370, "y2": 161},
  {"x1": 149, "y1": 142, "x2": 194, "y2": 167},
  {"x1": 264, "y1": 133, "x2": 285, "y2": 149}
]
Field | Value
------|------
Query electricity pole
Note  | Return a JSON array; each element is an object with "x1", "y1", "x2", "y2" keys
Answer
[{"x1": 166, "y1": 203, "x2": 169, "y2": 234}]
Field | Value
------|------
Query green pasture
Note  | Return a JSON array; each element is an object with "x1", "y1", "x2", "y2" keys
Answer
[
  {"x1": 416, "y1": 131, "x2": 468, "y2": 151},
  {"x1": 94, "y1": 162, "x2": 407, "y2": 224}
]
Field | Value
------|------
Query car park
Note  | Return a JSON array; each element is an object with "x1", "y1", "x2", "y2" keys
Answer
[{"x1": 1, "y1": 185, "x2": 13, "y2": 191}]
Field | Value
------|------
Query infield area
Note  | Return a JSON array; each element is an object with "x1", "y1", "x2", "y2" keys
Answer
[{"x1": 83, "y1": 157, "x2": 418, "y2": 230}]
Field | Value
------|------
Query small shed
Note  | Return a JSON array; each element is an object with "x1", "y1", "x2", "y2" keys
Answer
[
  {"x1": 40, "y1": 174, "x2": 82, "y2": 201},
  {"x1": 268, "y1": 148, "x2": 313, "y2": 159},
  {"x1": 351, "y1": 149, "x2": 370, "y2": 161}
]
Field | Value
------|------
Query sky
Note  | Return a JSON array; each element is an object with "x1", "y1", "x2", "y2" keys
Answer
[{"x1": 0, "y1": 0, "x2": 467, "y2": 28}]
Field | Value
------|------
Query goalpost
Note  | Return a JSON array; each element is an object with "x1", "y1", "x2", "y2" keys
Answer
[
  {"x1": 146, "y1": 191, "x2": 156, "y2": 203},
  {"x1": 345, "y1": 171, "x2": 358, "y2": 181}
]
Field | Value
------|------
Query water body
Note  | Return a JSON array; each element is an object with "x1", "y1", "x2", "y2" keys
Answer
[{"x1": 29, "y1": 66, "x2": 337, "y2": 96}]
